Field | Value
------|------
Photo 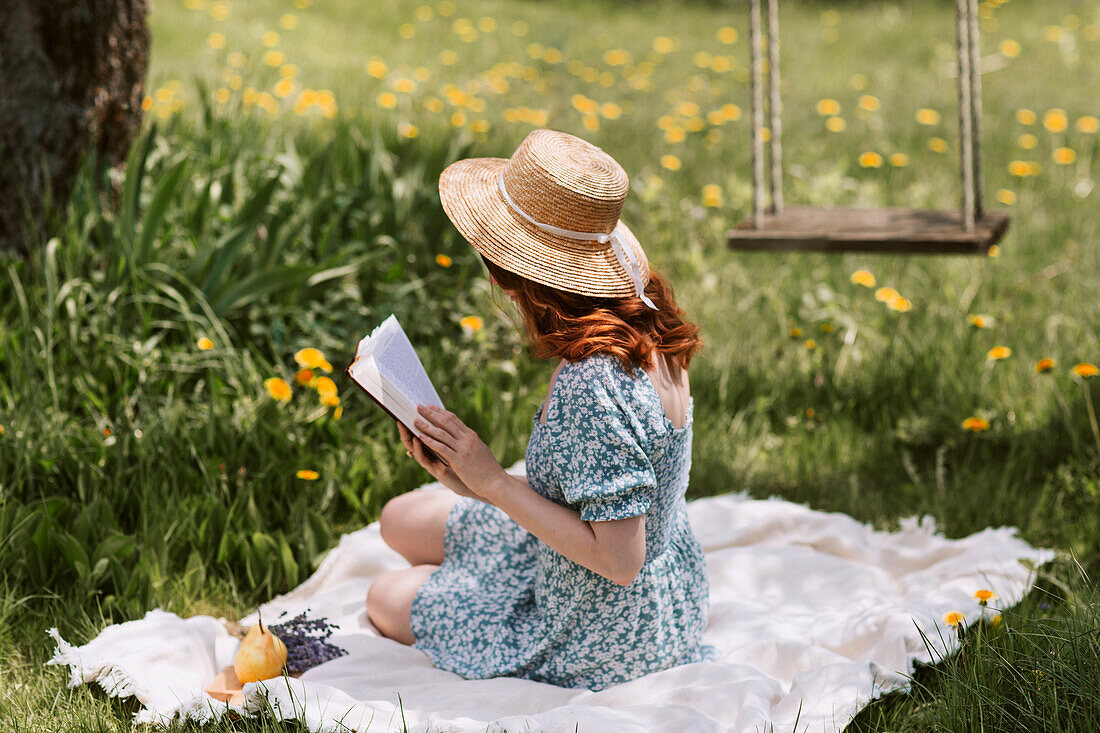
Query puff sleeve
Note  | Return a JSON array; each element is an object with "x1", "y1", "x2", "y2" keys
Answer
[{"x1": 551, "y1": 358, "x2": 656, "y2": 522}]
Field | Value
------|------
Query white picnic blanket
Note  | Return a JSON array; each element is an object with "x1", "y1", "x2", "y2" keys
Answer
[{"x1": 48, "y1": 459, "x2": 1055, "y2": 732}]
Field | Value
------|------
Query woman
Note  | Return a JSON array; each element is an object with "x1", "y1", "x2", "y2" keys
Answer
[{"x1": 366, "y1": 128, "x2": 716, "y2": 690}]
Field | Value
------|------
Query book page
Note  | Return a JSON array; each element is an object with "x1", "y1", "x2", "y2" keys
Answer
[{"x1": 357, "y1": 315, "x2": 444, "y2": 410}]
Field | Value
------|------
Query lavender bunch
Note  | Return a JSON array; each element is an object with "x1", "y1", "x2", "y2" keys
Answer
[{"x1": 267, "y1": 609, "x2": 348, "y2": 674}]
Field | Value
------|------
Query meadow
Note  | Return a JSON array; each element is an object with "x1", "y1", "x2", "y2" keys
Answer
[{"x1": 2, "y1": 0, "x2": 1099, "y2": 729}]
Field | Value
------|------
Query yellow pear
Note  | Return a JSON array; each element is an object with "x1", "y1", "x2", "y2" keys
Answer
[{"x1": 234, "y1": 612, "x2": 288, "y2": 683}]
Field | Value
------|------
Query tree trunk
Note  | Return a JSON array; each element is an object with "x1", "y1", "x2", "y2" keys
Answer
[{"x1": 0, "y1": 0, "x2": 149, "y2": 255}]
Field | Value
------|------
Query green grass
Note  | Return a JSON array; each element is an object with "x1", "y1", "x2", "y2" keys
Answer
[{"x1": 3, "y1": 0, "x2": 1100, "y2": 730}]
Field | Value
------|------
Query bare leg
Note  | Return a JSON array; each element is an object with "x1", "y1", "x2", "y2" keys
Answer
[
  {"x1": 365, "y1": 564, "x2": 440, "y2": 645},
  {"x1": 379, "y1": 487, "x2": 459, "y2": 566}
]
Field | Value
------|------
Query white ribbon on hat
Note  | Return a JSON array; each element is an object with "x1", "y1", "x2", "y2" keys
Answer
[{"x1": 496, "y1": 172, "x2": 658, "y2": 310}]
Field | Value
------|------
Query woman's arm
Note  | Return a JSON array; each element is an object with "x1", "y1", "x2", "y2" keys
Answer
[
  {"x1": 482, "y1": 472, "x2": 647, "y2": 586},
  {"x1": 410, "y1": 404, "x2": 646, "y2": 585}
]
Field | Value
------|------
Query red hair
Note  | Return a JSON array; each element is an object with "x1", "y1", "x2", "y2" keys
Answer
[{"x1": 480, "y1": 254, "x2": 704, "y2": 374}]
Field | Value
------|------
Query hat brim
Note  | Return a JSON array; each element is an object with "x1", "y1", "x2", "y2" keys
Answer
[{"x1": 438, "y1": 157, "x2": 650, "y2": 299}]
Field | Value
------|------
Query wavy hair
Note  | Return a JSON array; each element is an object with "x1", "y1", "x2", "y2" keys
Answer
[{"x1": 480, "y1": 254, "x2": 704, "y2": 375}]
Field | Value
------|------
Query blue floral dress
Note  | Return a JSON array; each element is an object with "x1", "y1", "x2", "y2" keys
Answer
[{"x1": 408, "y1": 352, "x2": 716, "y2": 690}]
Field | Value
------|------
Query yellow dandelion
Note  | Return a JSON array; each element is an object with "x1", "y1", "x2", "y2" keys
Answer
[
  {"x1": 294, "y1": 368, "x2": 315, "y2": 386},
  {"x1": 1072, "y1": 362, "x2": 1099, "y2": 378},
  {"x1": 264, "y1": 377, "x2": 292, "y2": 402},
  {"x1": 722, "y1": 103, "x2": 742, "y2": 121},
  {"x1": 280, "y1": 13, "x2": 299, "y2": 29},
  {"x1": 437, "y1": 0, "x2": 455, "y2": 16},
  {"x1": 1076, "y1": 115, "x2": 1099, "y2": 133},
  {"x1": 887, "y1": 295, "x2": 912, "y2": 312},
  {"x1": 967, "y1": 314, "x2": 992, "y2": 329},
  {"x1": 583, "y1": 115, "x2": 600, "y2": 132},
  {"x1": 197, "y1": 337, "x2": 214, "y2": 350},
  {"x1": 664, "y1": 127, "x2": 686, "y2": 144},
  {"x1": 280, "y1": 64, "x2": 299, "y2": 79},
  {"x1": 660, "y1": 155, "x2": 682, "y2": 171},
  {"x1": 1008, "y1": 160, "x2": 1031, "y2": 177},
  {"x1": 717, "y1": 26, "x2": 738, "y2": 44},
  {"x1": 262, "y1": 30, "x2": 280, "y2": 47},
  {"x1": 399, "y1": 23, "x2": 416, "y2": 39},
  {"x1": 916, "y1": 108, "x2": 940, "y2": 125},
  {"x1": 263, "y1": 50, "x2": 285, "y2": 67},
  {"x1": 1035, "y1": 358, "x2": 1055, "y2": 373},
  {"x1": 962, "y1": 417, "x2": 990, "y2": 431},
  {"x1": 377, "y1": 91, "x2": 398, "y2": 109},
  {"x1": 315, "y1": 376, "x2": 338, "y2": 398},
  {"x1": 974, "y1": 589, "x2": 998, "y2": 606},
  {"x1": 990, "y1": 614, "x2": 1003, "y2": 628},
  {"x1": 928, "y1": 137, "x2": 948, "y2": 153},
  {"x1": 999, "y1": 39, "x2": 1020, "y2": 57},
  {"x1": 274, "y1": 78, "x2": 296, "y2": 98},
  {"x1": 477, "y1": 16, "x2": 497, "y2": 33},
  {"x1": 789, "y1": 327, "x2": 803, "y2": 338},
  {"x1": 858, "y1": 94, "x2": 880, "y2": 112},
  {"x1": 889, "y1": 153, "x2": 909, "y2": 167},
  {"x1": 701, "y1": 184, "x2": 723, "y2": 208},
  {"x1": 820, "y1": 323, "x2": 836, "y2": 334},
  {"x1": 296, "y1": 469, "x2": 320, "y2": 480},
  {"x1": 227, "y1": 51, "x2": 246, "y2": 67},
  {"x1": 435, "y1": 253, "x2": 452, "y2": 267},
  {"x1": 997, "y1": 189, "x2": 1016, "y2": 205},
  {"x1": 295, "y1": 348, "x2": 333, "y2": 372},
  {"x1": 850, "y1": 269, "x2": 876, "y2": 288},
  {"x1": 321, "y1": 393, "x2": 340, "y2": 407},
  {"x1": 334, "y1": 405, "x2": 343, "y2": 420},
  {"x1": 207, "y1": 32, "x2": 226, "y2": 49},
  {"x1": 874, "y1": 287, "x2": 899, "y2": 302},
  {"x1": 943, "y1": 611, "x2": 966, "y2": 627},
  {"x1": 805, "y1": 339, "x2": 817, "y2": 350},
  {"x1": 815, "y1": 99, "x2": 841, "y2": 117},
  {"x1": 450, "y1": 111, "x2": 467, "y2": 127},
  {"x1": 423, "y1": 96, "x2": 444, "y2": 113},
  {"x1": 826, "y1": 116, "x2": 846, "y2": 132},
  {"x1": 600, "y1": 102, "x2": 622, "y2": 120},
  {"x1": 398, "y1": 122, "x2": 419, "y2": 139},
  {"x1": 987, "y1": 345, "x2": 1012, "y2": 360},
  {"x1": 1027, "y1": 161, "x2": 1042, "y2": 176},
  {"x1": 1053, "y1": 147, "x2": 1076, "y2": 164},
  {"x1": 1043, "y1": 108, "x2": 1068, "y2": 133},
  {"x1": 1016, "y1": 108, "x2": 1036, "y2": 125},
  {"x1": 859, "y1": 151, "x2": 883, "y2": 167},
  {"x1": 987, "y1": 244, "x2": 1001, "y2": 258},
  {"x1": 653, "y1": 36, "x2": 676, "y2": 54},
  {"x1": 366, "y1": 58, "x2": 388, "y2": 78},
  {"x1": 392, "y1": 78, "x2": 415, "y2": 94},
  {"x1": 460, "y1": 315, "x2": 484, "y2": 334}
]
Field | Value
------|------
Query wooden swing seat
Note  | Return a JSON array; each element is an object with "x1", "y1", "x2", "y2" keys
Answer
[{"x1": 727, "y1": 206, "x2": 1010, "y2": 255}]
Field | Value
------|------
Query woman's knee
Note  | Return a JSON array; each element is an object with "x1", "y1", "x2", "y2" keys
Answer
[{"x1": 378, "y1": 488, "x2": 455, "y2": 565}]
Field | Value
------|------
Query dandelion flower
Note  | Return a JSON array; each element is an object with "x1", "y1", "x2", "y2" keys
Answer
[
  {"x1": 1053, "y1": 147, "x2": 1076, "y2": 165},
  {"x1": 859, "y1": 151, "x2": 883, "y2": 168},
  {"x1": 887, "y1": 295, "x2": 912, "y2": 312},
  {"x1": 294, "y1": 348, "x2": 333, "y2": 372},
  {"x1": 999, "y1": 39, "x2": 1020, "y2": 57},
  {"x1": 889, "y1": 153, "x2": 909, "y2": 167},
  {"x1": 816, "y1": 99, "x2": 840, "y2": 116},
  {"x1": 296, "y1": 469, "x2": 320, "y2": 480},
  {"x1": 874, "y1": 286, "x2": 898, "y2": 302},
  {"x1": 460, "y1": 315, "x2": 484, "y2": 334},
  {"x1": 321, "y1": 393, "x2": 340, "y2": 407},
  {"x1": 294, "y1": 368, "x2": 315, "y2": 386},
  {"x1": 820, "y1": 323, "x2": 836, "y2": 334},
  {"x1": 377, "y1": 92, "x2": 398, "y2": 109},
  {"x1": 825, "y1": 116, "x2": 846, "y2": 132},
  {"x1": 987, "y1": 346, "x2": 1012, "y2": 360},
  {"x1": 974, "y1": 589, "x2": 998, "y2": 606},
  {"x1": 1072, "y1": 362, "x2": 1099, "y2": 378},
  {"x1": 990, "y1": 614, "x2": 1003, "y2": 628},
  {"x1": 1076, "y1": 115, "x2": 1099, "y2": 133},
  {"x1": 916, "y1": 108, "x2": 940, "y2": 125},
  {"x1": 1035, "y1": 358, "x2": 1055, "y2": 373},
  {"x1": 1016, "y1": 108, "x2": 1036, "y2": 125},
  {"x1": 701, "y1": 184, "x2": 723, "y2": 208},
  {"x1": 789, "y1": 327, "x2": 803, "y2": 338},
  {"x1": 315, "y1": 376, "x2": 338, "y2": 397},
  {"x1": 197, "y1": 337, "x2": 214, "y2": 350},
  {"x1": 967, "y1": 314, "x2": 992, "y2": 329},
  {"x1": 988, "y1": 245, "x2": 1001, "y2": 258},
  {"x1": 997, "y1": 189, "x2": 1016, "y2": 205},
  {"x1": 943, "y1": 611, "x2": 966, "y2": 627},
  {"x1": 804, "y1": 339, "x2": 817, "y2": 350},
  {"x1": 962, "y1": 417, "x2": 990, "y2": 432},
  {"x1": 435, "y1": 254, "x2": 452, "y2": 267},
  {"x1": 264, "y1": 377, "x2": 292, "y2": 402},
  {"x1": 333, "y1": 405, "x2": 343, "y2": 420},
  {"x1": 207, "y1": 32, "x2": 226, "y2": 49},
  {"x1": 1042, "y1": 108, "x2": 1068, "y2": 133},
  {"x1": 660, "y1": 155, "x2": 682, "y2": 171},
  {"x1": 850, "y1": 269, "x2": 876, "y2": 288},
  {"x1": 928, "y1": 137, "x2": 948, "y2": 153}
]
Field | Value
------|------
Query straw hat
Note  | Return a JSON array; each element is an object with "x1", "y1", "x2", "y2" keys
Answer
[{"x1": 438, "y1": 129, "x2": 657, "y2": 308}]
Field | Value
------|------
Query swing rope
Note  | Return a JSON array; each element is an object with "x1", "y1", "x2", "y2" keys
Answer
[{"x1": 747, "y1": 0, "x2": 985, "y2": 232}]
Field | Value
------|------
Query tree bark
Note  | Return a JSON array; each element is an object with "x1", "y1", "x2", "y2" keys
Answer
[{"x1": 0, "y1": 0, "x2": 149, "y2": 255}]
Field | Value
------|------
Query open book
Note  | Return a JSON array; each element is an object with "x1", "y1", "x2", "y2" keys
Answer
[{"x1": 345, "y1": 314, "x2": 449, "y2": 466}]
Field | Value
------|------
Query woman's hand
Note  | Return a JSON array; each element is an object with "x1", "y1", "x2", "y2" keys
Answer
[
  {"x1": 410, "y1": 405, "x2": 505, "y2": 500},
  {"x1": 397, "y1": 422, "x2": 482, "y2": 501}
]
